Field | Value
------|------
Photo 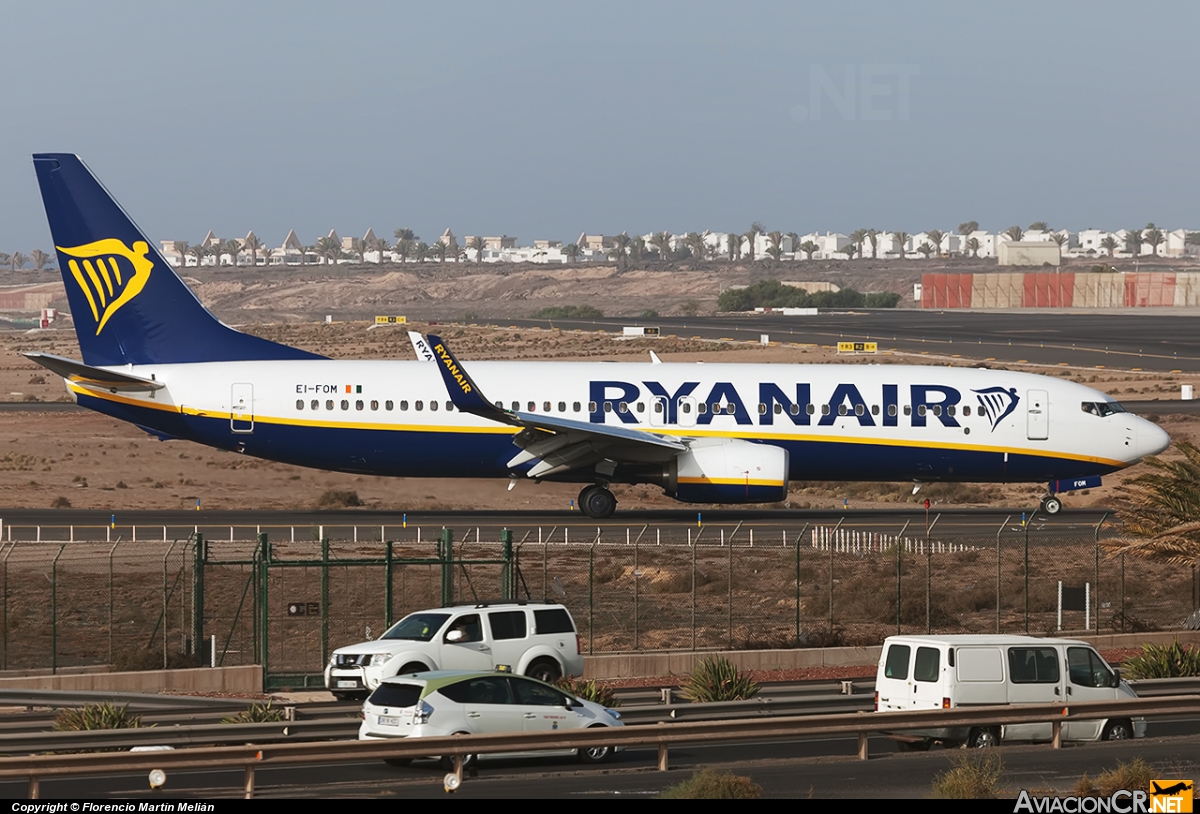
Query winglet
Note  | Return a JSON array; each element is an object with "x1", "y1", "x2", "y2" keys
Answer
[
  {"x1": 408, "y1": 331, "x2": 435, "y2": 361},
  {"x1": 426, "y1": 334, "x2": 514, "y2": 422}
]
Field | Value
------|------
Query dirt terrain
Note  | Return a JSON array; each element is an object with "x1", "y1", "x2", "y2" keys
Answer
[{"x1": 0, "y1": 315, "x2": 1189, "y2": 515}]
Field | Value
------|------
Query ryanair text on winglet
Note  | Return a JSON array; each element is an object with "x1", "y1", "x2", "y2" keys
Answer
[{"x1": 434, "y1": 343, "x2": 473, "y2": 394}]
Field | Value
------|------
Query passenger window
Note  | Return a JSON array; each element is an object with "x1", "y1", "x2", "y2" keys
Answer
[
  {"x1": 774, "y1": 404, "x2": 782, "y2": 415},
  {"x1": 917, "y1": 405, "x2": 927, "y2": 416},
  {"x1": 758, "y1": 403, "x2": 767, "y2": 415},
  {"x1": 618, "y1": 402, "x2": 628, "y2": 413},
  {"x1": 1008, "y1": 647, "x2": 1060, "y2": 683},
  {"x1": 573, "y1": 402, "x2": 581, "y2": 412},
  {"x1": 654, "y1": 401, "x2": 664, "y2": 413},
  {"x1": 588, "y1": 401, "x2": 596, "y2": 412},
  {"x1": 604, "y1": 403, "x2": 612, "y2": 413},
  {"x1": 884, "y1": 644, "x2": 911, "y2": 680},
  {"x1": 311, "y1": 399, "x2": 319, "y2": 410},
  {"x1": 385, "y1": 400, "x2": 394, "y2": 411},
  {"x1": 488, "y1": 610, "x2": 527, "y2": 640},
  {"x1": 947, "y1": 405, "x2": 956, "y2": 416},
  {"x1": 821, "y1": 404, "x2": 830, "y2": 416},
  {"x1": 904, "y1": 405, "x2": 912, "y2": 416},
  {"x1": 341, "y1": 399, "x2": 349, "y2": 411},
  {"x1": 681, "y1": 402, "x2": 692, "y2": 414},
  {"x1": 512, "y1": 401, "x2": 520, "y2": 412},
  {"x1": 871, "y1": 404, "x2": 879, "y2": 415},
  {"x1": 440, "y1": 676, "x2": 511, "y2": 705},
  {"x1": 932, "y1": 405, "x2": 941, "y2": 416},
  {"x1": 543, "y1": 401, "x2": 551, "y2": 412},
  {"x1": 296, "y1": 400, "x2": 304, "y2": 410},
  {"x1": 356, "y1": 400, "x2": 364, "y2": 411},
  {"x1": 838, "y1": 404, "x2": 848, "y2": 416},
  {"x1": 888, "y1": 404, "x2": 897, "y2": 417},
  {"x1": 533, "y1": 608, "x2": 574, "y2": 633},
  {"x1": 725, "y1": 404, "x2": 735, "y2": 415},
  {"x1": 558, "y1": 401, "x2": 566, "y2": 412},
  {"x1": 444, "y1": 614, "x2": 482, "y2": 643},
  {"x1": 399, "y1": 400, "x2": 408, "y2": 411},
  {"x1": 806, "y1": 404, "x2": 815, "y2": 415},
  {"x1": 511, "y1": 678, "x2": 567, "y2": 706},
  {"x1": 415, "y1": 401, "x2": 423, "y2": 411},
  {"x1": 429, "y1": 400, "x2": 438, "y2": 411},
  {"x1": 446, "y1": 402, "x2": 454, "y2": 411},
  {"x1": 371, "y1": 400, "x2": 379, "y2": 410},
  {"x1": 854, "y1": 404, "x2": 864, "y2": 416},
  {"x1": 528, "y1": 401, "x2": 536, "y2": 412},
  {"x1": 963, "y1": 405, "x2": 971, "y2": 416},
  {"x1": 711, "y1": 403, "x2": 720, "y2": 414},
  {"x1": 914, "y1": 647, "x2": 940, "y2": 682},
  {"x1": 789, "y1": 404, "x2": 799, "y2": 415},
  {"x1": 636, "y1": 402, "x2": 645, "y2": 413},
  {"x1": 326, "y1": 400, "x2": 334, "y2": 410},
  {"x1": 697, "y1": 403, "x2": 707, "y2": 415}
]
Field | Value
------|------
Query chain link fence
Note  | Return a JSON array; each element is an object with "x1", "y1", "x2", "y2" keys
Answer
[{"x1": 0, "y1": 518, "x2": 1196, "y2": 686}]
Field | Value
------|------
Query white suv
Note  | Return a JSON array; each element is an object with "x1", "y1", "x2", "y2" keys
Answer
[{"x1": 325, "y1": 601, "x2": 584, "y2": 699}]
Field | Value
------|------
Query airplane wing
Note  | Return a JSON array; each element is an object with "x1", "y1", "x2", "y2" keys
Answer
[
  {"x1": 424, "y1": 334, "x2": 685, "y2": 478},
  {"x1": 24, "y1": 352, "x2": 165, "y2": 392}
]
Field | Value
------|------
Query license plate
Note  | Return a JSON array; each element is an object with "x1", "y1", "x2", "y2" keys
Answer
[
  {"x1": 377, "y1": 715, "x2": 400, "y2": 727},
  {"x1": 337, "y1": 680, "x2": 359, "y2": 689}
]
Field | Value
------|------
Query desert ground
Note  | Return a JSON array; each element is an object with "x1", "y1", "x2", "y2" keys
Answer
[{"x1": 0, "y1": 312, "x2": 1188, "y2": 515}]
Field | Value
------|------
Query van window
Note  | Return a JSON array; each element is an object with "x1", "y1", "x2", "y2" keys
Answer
[
  {"x1": 489, "y1": 610, "x2": 527, "y2": 641},
  {"x1": 914, "y1": 647, "x2": 940, "y2": 682},
  {"x1": 1067, "y1": 647, "x2": 1112, "y2": 688},
  {"x1": 1008, "y1": 647, "x2": 1060, "y2": 684},
  {"x1": 883, "y1": 644, "x2": 911, "y2": 680}
]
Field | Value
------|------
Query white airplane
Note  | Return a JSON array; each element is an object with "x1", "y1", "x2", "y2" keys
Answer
[{"x1": 26, "y1": 154, "x2": 1170, "y2": 518}]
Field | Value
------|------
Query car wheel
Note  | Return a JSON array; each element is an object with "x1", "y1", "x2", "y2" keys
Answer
[
  {"x1": 440, "y1": 751, "x2": 476, "y2": 771},
  {"x1": 383, "y1": 758, "x2": 412, "y2": 768},
  {"x1": 526, "y1": 659, "x2": 562, "y2": 684},
  {"x1": 1102, "y1": 719, "x2": 1133, "y2": 741},
  {"x1": 578, "y1": 725, "x2": 613, "y2": 764},
  {"x1": 398, "y1": 662, "x2": 428, "y2": 675},
  {"x1": 967, "y1": 727, "x2": 1000, "y2": 748}
]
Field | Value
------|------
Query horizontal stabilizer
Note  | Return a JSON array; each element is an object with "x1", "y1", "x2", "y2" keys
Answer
[{"x1": 23, "y1": 352, "x2": 165, "y2": 392}]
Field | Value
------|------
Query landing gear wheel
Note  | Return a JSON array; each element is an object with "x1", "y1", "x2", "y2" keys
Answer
[
  {"x1": 579, "y1": 485, "x2": 617, "y2": 519},
  {"x1": 1041, "y1": 496, "x2": 1063, "y2": 515}
]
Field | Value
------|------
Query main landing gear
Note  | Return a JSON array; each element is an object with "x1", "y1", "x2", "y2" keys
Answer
[{"x1": 578, "y1": 485, "x2": 617, "y2": 519}]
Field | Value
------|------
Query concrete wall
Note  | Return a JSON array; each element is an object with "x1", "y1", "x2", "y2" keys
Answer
[{"x1": 0, "y1": 665, "x2": 262, "y2": 693}]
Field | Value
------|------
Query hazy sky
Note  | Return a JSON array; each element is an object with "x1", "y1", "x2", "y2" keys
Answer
[{"x1": 3, "y1": 1, "x2": 1198, "y2": 252}]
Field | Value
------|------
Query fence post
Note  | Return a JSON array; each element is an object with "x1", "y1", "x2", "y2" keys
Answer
[
  {"x1": 1094, "y1": 512, "x2": 1108, "y2": 633},
  {"x1": 385, "y1": 540, "x2": 394, "y2": 627},
  {"x1": 588, "y1": 539, "x2": 595, "y2": 655},
  {"x1": 633, "y1": 531, "x2": 639, "y2": 651},
  {"x1": 192, "y1": 533, "x2": 206, "y2": 661},
  {"x1": 1024, "y1": 517, "x2": 1031, "y2": 634},
  {"x1": 440, "y1": 528, "x2": 453, "y2": 607},
  {"x1": 1, "y1": 542, "x2": 12, "y2": 670},
  {"x1": 259, "y1": 533, "x2": 271, "y2": 687},
  {"x1": 501, "y1": 529, "x2": 513, "y2": 601},
  {"x1": 828, "y1": 517, "x2": 844, "y2": 630},
  {"x1": 996, "y1": 516, "x2": 1009, "y2": 634},
  {"x1": 895, "y1": 519, "x2": 910, "y2": 634},
  {"x1": 109, "y1": 538, "x2": 120, "y2": 665},
  {"x1": 51, "y1": 544, "x2": 65, "y2": 675},
  {"x1": 320, "y1": 537, "x2": 330, "y2": 667}
]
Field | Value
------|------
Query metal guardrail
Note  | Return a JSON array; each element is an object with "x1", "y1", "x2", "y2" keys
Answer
[{"x1": 1, "y1": 695, "x2": 1198, "y2": 798}]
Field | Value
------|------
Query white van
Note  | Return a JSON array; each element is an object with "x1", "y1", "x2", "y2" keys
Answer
[{"x1": 874, "y1": 635, "x2": 1146, "y2": 749}]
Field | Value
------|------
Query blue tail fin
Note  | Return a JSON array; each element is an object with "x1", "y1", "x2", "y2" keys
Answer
[{"x1": 33, "y1": 154, "x2": 323, "y2": 366}]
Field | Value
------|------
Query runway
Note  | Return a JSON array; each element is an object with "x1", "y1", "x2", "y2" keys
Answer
[{"x1": 483, "y1": 310, "x2": 1200, "y2": 372}]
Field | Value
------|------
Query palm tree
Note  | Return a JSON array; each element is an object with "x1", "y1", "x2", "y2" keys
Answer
[
  {"x1": 1124, "y1": 228, "x2": 1144, "y2": 257},
  {"x1": 1143, "y1": 223, "x2": 1165, "y2": 257},
  {"x1": 30, "y1": 249, "x2": 54, "y2": 271},
  {"x1": 413, "y1": 242, "x2": 430, "y2": 263},
  {"x1": 315, "y1": 235, "x2": 343, "y2": 265},
  {"x1": 563, "y1": 242, "x2": 581, "y2": 264},
  {"x1": 1004, "y1": 226, "x2": 1024, "y2": 242},
  {"x1": 725, "y1": 233, "x2": 740, "y2": 262},
  {"x1": 797, "y1": 240, "x2": 819, "y2": 260},
  {"x1": 891, "y1": 231, "x2": 910, "y2": 259},
  {"x1": 742, "y1": 222, "x2": 763, "y2": 262},
  {"x1": 840, "y1": 243, "x2": 858, "y2": 260},
  {"x1": 957, "y1": 221, "x2": 979, "y2": 238},
  {"x1": 649, "y1": 231, "x2": 672, "y2": 261},
  {"x1": 1100, "y1": 235, "x2": 1119, "y2": 257},
  {"x1": 629, "y1": 236, "x2": 646, "y2": 264},
  {"x1": 926, "y1": 230, "x2": 945, "y2": 258},
  {"x1": 1028, "y1": 221, "x2": 1051, "y2": 232},
  {"x1": 242, "y1": 235, "x2": 261, "y2": 266},
  {"x1": 221, "y1": 238, "x2": 242, "y2": 267},
  {"x1": 1101, "y1": 441, "x2": 1200, "y2": 566},
  {"x1": 765, "y1": 231, "x2": 785, "y2": 261},
  {"x1": 394, "y1": 228, "x2": 418, "y2": 244},
  {"x1": 349, "y1": 237, "x2": 368, "y2": 264},
  {"x1": 609, "y1": 234, "x2": 632, "y2": 271},
  {"x1": 785, "y1": 231, "x2": 800, "y2": 258},
  {"x1": 10, "y1": 252, "x2": 28, "y2": 271},
  {"x1": 849, "y1": 229, "x2": 869, "y2": 260},
  {"x1": 0, "y1": 253, "x2": 10, "y2": 269},
  {"x1": 467, "y1": 236, "x2": 486, "y2": 264},
  {"x1": 965, "y1": 237, "x2": 981, "y2": 258},
  {"x1": 429, "y1": 241, "x2": 448, "y2": 263},
  {"x1": 916, "y1": 242, "x2": 935, "y2": 259},
  {"x1": 684, "y1": 232, "x2": 707, "y2": 261},
  {"x1": 368, "y1": 235, "x2": 389, "y2": 263},
  {"x1": 866, "y1": 229, "x2": 880, "y2": 259},
  {"x1": 395, "y1": 238, "x2": 414, "y2": 263},
  {"x1": 1051, "y1": 233, "x2": 1068, "y2": 250},
  {"x1": 186, "y1": 243, "x2": 207, "y2": 267}
]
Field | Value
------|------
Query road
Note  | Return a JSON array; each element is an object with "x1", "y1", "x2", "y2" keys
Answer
[{"x1": 7, "y1": 726, "x2": 1199, "y2": 798}]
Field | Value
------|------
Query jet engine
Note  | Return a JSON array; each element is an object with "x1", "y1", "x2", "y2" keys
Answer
[{"x1": 662, "y1": 439, "x2": 789, "y2": 504}]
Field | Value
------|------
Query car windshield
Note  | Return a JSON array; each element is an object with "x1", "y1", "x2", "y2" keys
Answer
[{"x1": 380, "y1": 613, "x2": 450, "y2": 642}]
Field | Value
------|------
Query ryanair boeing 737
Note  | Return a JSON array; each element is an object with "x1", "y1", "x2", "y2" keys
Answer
[{"x1": 26, "y1": 154, "x2": 1170, "y2": 518}]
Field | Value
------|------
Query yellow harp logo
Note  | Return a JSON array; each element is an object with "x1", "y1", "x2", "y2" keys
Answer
[{"x1": 57, "y1": 239, "x2": 154, "y2": 335}]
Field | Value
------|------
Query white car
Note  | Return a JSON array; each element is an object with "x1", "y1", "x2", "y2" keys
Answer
[
  {"x1": 358, "y1": 670, "x2": 623, "y2": 767},
  {"x1": 326, "y1": 601, "x2": 584, "y2": 699}
]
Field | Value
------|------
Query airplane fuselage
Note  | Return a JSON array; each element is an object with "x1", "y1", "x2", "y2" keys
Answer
[{"x1": 67, "y1": 359, "x2": 1160, "y2": 486}]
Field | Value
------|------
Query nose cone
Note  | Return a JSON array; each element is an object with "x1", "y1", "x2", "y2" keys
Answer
[{"x1": 1134, "y1": 418, "x2": 1170, "y2": 460}]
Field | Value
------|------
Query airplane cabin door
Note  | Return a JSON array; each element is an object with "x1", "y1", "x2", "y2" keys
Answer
[
  {"x1": 231, "y1": 383, "x2": 254, "y2": 433},
  {"x1": 649, "y1": 396, "x2": 667, "y2": 427},
  {"x1": 678, "y1": 396, "x2": 698, "y2": 428},
  {"x1": 1026, "y1": 389, "x2": 1048, "y2": 441}
]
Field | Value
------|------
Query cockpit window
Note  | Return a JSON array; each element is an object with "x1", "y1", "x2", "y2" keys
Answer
[{"x1": 1081, "y1": 401, "x2": 1125, "y2": 417}]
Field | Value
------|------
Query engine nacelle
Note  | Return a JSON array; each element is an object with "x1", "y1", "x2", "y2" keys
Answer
[{"x1": 663, "y1": 439, "x2": 789, "y2": 504}]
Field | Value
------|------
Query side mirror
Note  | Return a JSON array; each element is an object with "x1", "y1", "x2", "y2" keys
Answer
[
  {"x1": 446, "y1": 629, "x2": 464, "y2": 643},
  {"x1": 1111, "y1": 669, "x2": 1121, "y2": 688}
]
